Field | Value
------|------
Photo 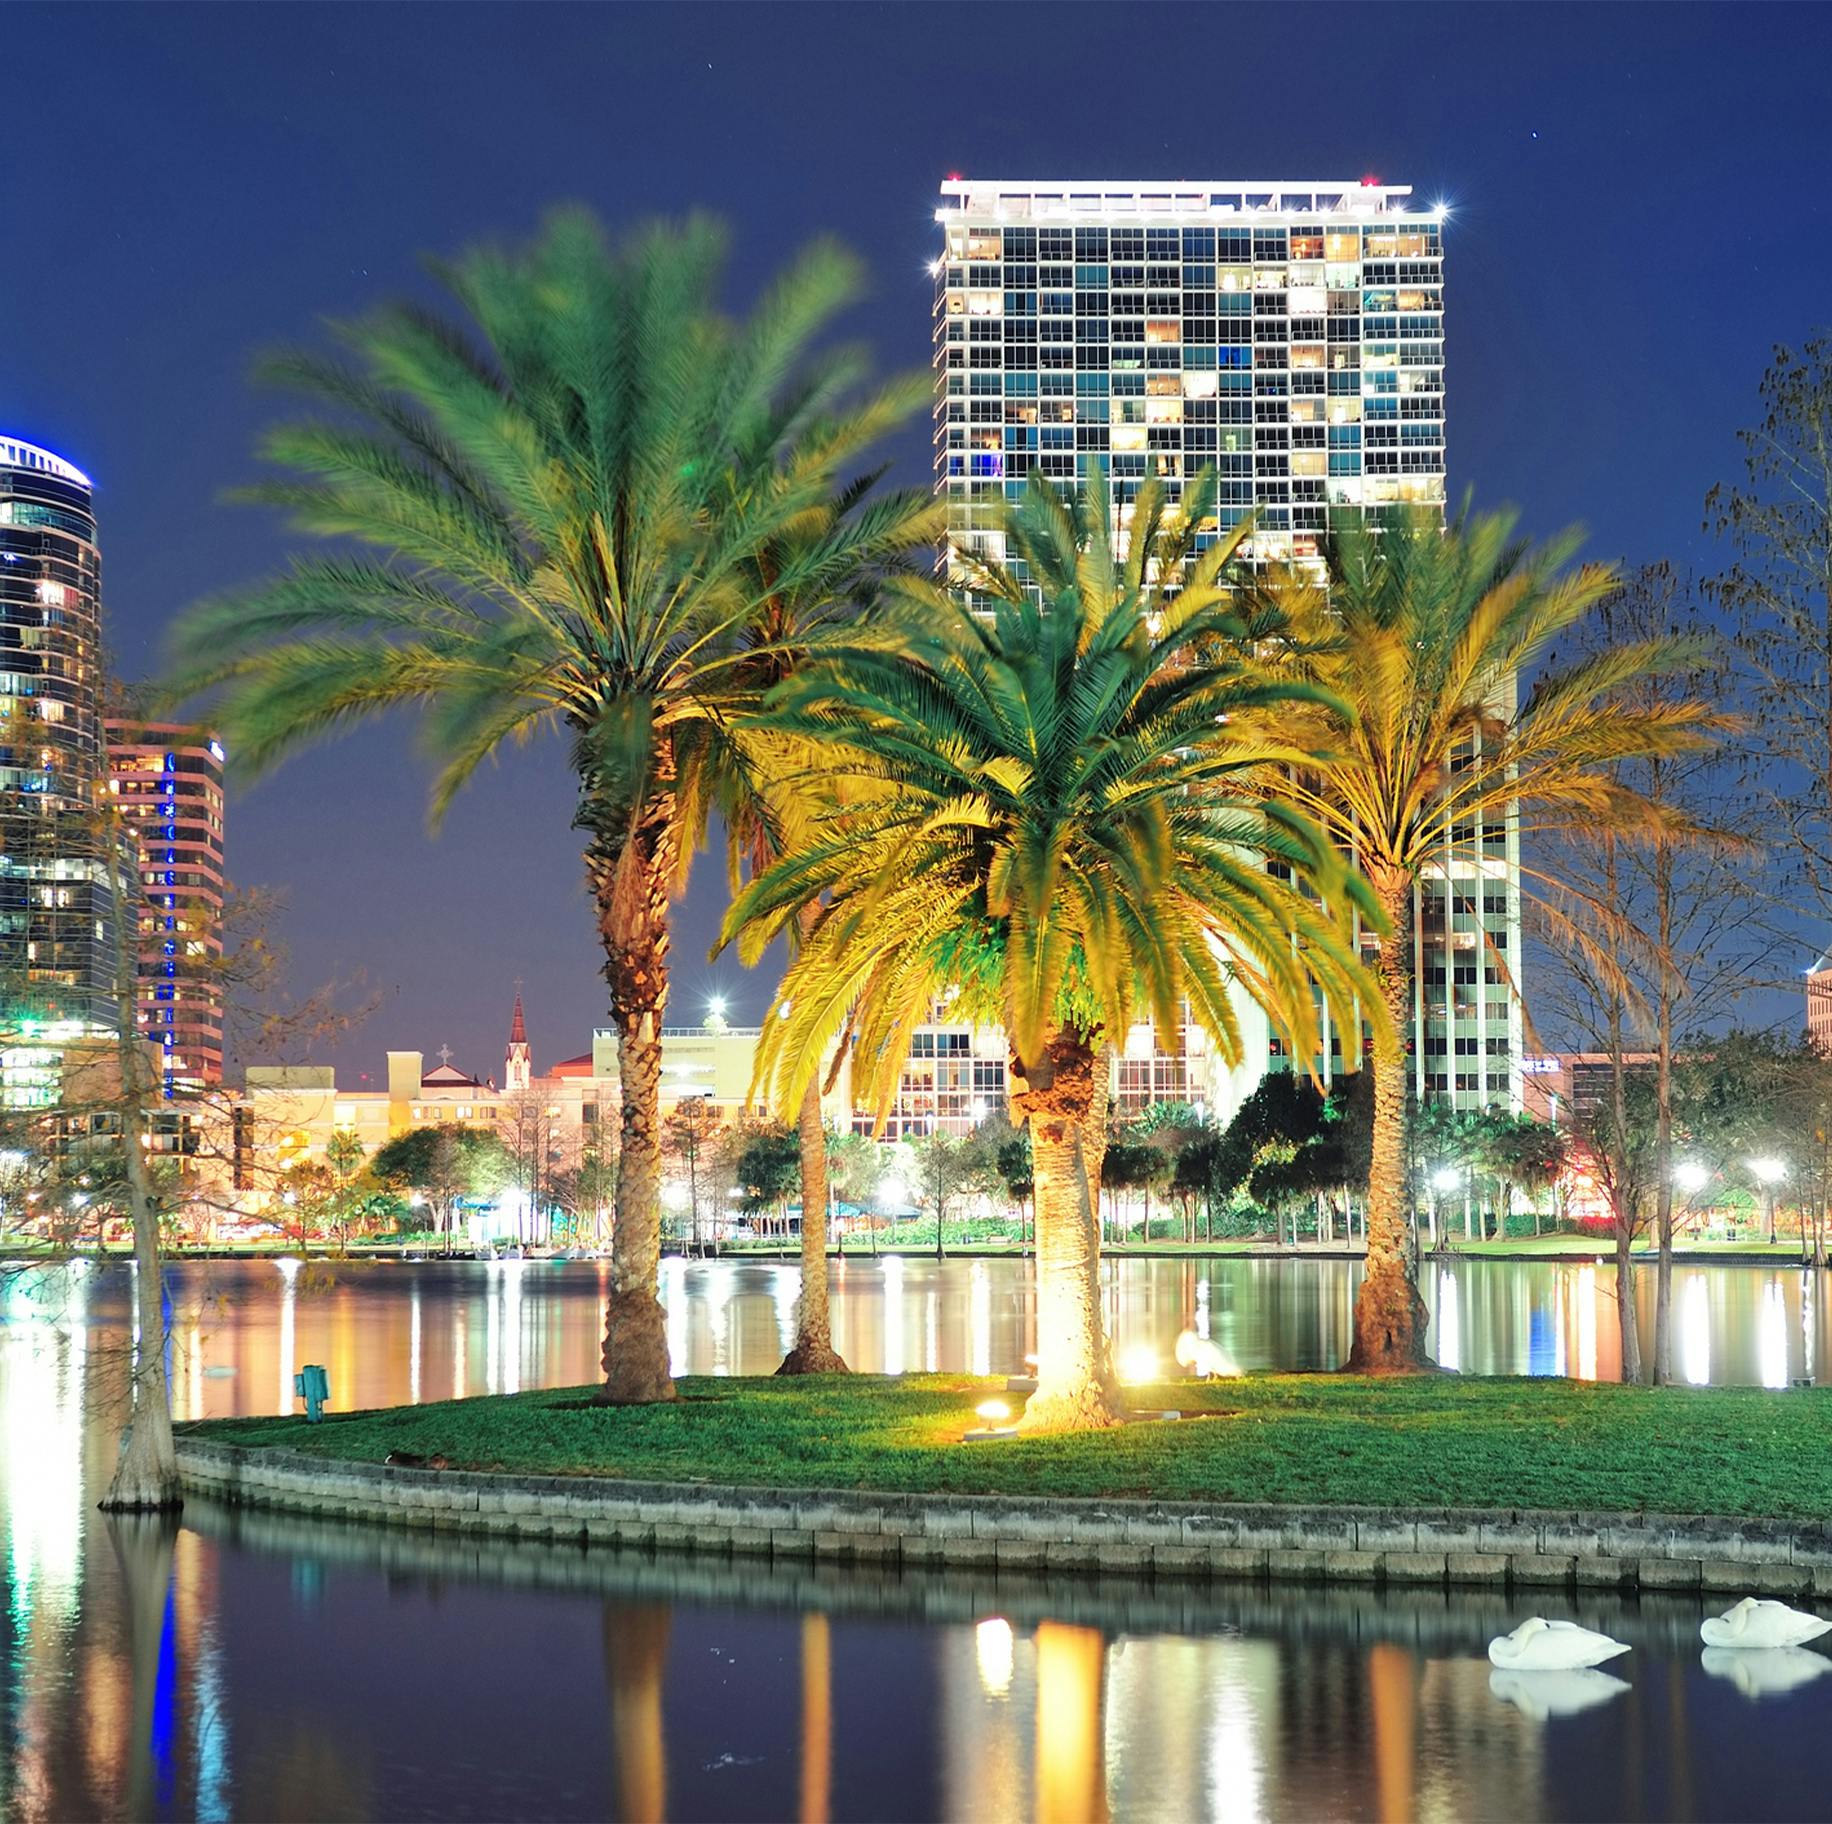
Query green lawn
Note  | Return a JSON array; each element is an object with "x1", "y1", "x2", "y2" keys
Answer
[
  {"x1": 1449, "y1": 1234, "x2": 1817, "y2": 1259},
  {"x1": 188, "y1": 1372, "x2": 1832, "y2": 1519}
]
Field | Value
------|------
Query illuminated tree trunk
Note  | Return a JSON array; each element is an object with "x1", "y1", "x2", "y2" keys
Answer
[
  {"x1": 779, "y1": 1073, "x2": 847, "y2": 1374},
  {"x1": 1014, "y1": 1029, "x2": 1122, "y2": 1432},
  {"x1": 1348, "y1": 870, "x2": 1433, "y2": 1372},
  {"x1": 591, "y1": 797, "x2": 678, "y2": 1406}
]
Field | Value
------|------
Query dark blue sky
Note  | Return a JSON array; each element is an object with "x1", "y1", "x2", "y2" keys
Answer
[{"x1": 4, "y1": 2, "x2": 1828, "y2": 1079}]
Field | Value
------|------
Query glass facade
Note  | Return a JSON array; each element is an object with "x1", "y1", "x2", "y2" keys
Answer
[
  {"x1": 931, "y1": 183, "x2": 1519, "y2": 1114},
  {"x1": 0, "y1": 437, "x2": 121, "y2": 1060},
  {"x1": 106, "y1": 722, "x2": 227, "y2": 1090}
]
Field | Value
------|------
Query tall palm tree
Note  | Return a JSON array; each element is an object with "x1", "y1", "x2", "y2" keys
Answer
[
  {"x1": 165, "y1": 210, "x2": 931, "y2": 1403},
  {"x1": 721, "y1": 468, "x2": 1378, "y2": 1431},
  {"x1": 1251, "y1": 509, "x2": 1722, "y2": 1370},
  {"x1": 713, "y1": 477, "x2": 947, "y2": 1373}
]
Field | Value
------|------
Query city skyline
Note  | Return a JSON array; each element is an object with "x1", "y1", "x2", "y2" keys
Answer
[{"x1": 3, "y1": 4, "x2": 1828, "y2": 1071}]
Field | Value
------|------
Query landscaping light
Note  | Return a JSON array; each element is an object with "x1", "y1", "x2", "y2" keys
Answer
[
  {"x1": 1675, "y1": 1161, "x2": 1710, "y2": 1194},
  {"x1": 962, "y1": 1394, "x2": 1017, "y2": 1444},
  {"x1": 1119, "y1": 1343, "x2": 1159, "y2": 1385},
  {"x1": 1750, "y1": 1157, "x2": 1788, "y2": 1185}
]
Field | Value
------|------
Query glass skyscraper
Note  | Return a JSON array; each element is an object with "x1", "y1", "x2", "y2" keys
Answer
[
  {"x1": 105, "y1": 720, "x2": 227, "y2": 1090},
  {"x1": 0, "y1": 436, "x2": 123, "y2": 1083},
  {"x1": 931, "y1": 181, "x2": 1520, "y2": 1115}
]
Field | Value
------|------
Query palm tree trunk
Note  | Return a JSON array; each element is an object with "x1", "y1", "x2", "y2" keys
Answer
[
  {"x1": 1014, "y1": 1029, "x2": 1122, "y2": 1431},
  {"x1": 1348, "y1": 870, "x2": 1433, "y2": 1372},
  {"x1": 591, "y1": 801, "x2": 677, "y2": 1406},
  {"x1": 778, "y1": 1073, "x2": 847, "y2": 1374}
]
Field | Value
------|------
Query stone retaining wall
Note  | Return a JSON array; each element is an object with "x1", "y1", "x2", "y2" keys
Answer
[{"x1": 176, "y1": 1439, "x2": 1832, "y2": 1596}]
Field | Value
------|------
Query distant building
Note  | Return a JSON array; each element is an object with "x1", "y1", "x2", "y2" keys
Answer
[
  {"x1": 104, "y1": 719, "x2": 227, "y2": 1089},
  {"x1": 1520, "y1": 1052, "x2": 1659, "y2": 1126},
  {"x1": 1809, "y1": 951, "x2": 1832, "y2": 1054}
]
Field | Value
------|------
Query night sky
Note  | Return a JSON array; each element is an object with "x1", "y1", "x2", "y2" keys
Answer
[{"x1": 5, "y1": 2, "x2": 1829, "y2": 1081}]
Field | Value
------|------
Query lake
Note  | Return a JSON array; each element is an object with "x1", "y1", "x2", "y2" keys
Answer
[{"x1": 4, "y1": 1255, "x2": 1830, "y2": 1820}]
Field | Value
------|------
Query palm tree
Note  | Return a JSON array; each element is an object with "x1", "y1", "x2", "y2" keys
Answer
[
  {"x1": 165, "y1": 210, "x2": 931, "y2": 1403},
  {"x1": 1251, "y1": 509, "x2": 1722, "y2": 1370},
  {"x1": 721, "y1": 468, "x2": 1378, "y2": 1431},
  {"x1": 712, "y1": 477, "x2": 947, "y2": 1373}
]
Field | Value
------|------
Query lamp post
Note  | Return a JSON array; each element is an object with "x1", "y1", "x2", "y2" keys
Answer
[
  {"x1": 1748, "y1": 1156, "x2": 1787, "y2": 1248},
  {"x1": 1674, "y1": 1159, "x2": 1710, "y2": 1243},
  {"x1": 877, "y1": 1173, "x2": 908, "y2": 1259},
  {"x1": 1430, "y1": 1165, "x2": 1460, "y2": 1252}
]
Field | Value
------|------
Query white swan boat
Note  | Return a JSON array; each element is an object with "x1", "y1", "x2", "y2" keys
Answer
[
  {"x1": 1487, "y1": 1617, "x2": 1631, "y2": 1671},
  {"x1": 1699, "y1": 1597, "x2": 1832, "y2": 1651}
]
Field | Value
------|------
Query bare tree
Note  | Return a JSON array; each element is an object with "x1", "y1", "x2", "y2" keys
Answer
[{"x1": 1534, "y1": 565, "x2": 1760, "y2": 1381}]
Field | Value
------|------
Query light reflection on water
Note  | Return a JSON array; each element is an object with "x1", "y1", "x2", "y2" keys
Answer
[
  {"x1": 8, "y1": 1254, "x2": 1824, "y2": 1426},
  {"x1": 6, "y1": 1255, "x2": 1832, "y2": 1821}
]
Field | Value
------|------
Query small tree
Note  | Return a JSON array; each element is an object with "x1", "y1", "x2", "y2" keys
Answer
[
  {"x1": 372, "y1": 1124, "x2": 513, "y2": 1251},
  {"x1": 732, "y1": 1122, "x2": 800, "y2": 1237},
  {"x1": 905, "y1": 1129, "x2": 970, "y2": 1256}
]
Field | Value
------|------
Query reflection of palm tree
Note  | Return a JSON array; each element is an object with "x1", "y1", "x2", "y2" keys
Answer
[
  {"x1": 799, "y1": 1612, "x2": 831, "y2": 1824},
  {"x1": 105, "y1": 1510, "x2": 180, "y2": 1819},
  {"x1": 1034, "y1": 1622, "x2": 1109, "y2": 1824},
  {"x1": 603, "y1": 1604, "x2": 669, "y2": 1824},
  {"x1": 1366, "y1": 1642, "x2": 1417, "y2": 1824}
]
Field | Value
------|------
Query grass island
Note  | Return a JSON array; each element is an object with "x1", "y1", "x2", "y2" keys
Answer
[{"x1": 191, "y1": 1372, "x2": 1832, "y2": 1521}]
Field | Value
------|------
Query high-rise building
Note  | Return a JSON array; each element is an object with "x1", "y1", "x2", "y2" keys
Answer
[
  {"x1": 104, "y1": 720, "x2": 227, "y2": 1089},
  {"x1": 0, "y1": 436, "x2": 122, "y2": 1085},
  {"x1": 931, "y1": 180, "x2": 1521, "y2": 1116}
]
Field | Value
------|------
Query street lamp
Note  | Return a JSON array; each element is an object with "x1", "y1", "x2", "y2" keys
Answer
[{"x1": 1674, "y1": 1161, "x2": 1710, "y2": 1195}]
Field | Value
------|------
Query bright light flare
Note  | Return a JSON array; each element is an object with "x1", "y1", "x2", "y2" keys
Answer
[
  {"x1": 1119, "y1": 1344, "x2": 1159, "y2": 1386},
  {"x1": 975, "y1": 1399, "x2": 1011, "y2": 1423}
]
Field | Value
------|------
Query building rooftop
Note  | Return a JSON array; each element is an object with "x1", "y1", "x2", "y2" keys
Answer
[
  {"x1": 0, "y1": 435, "x2": 91, "y2": 488},
  {"x1": 938, "y1": 178, "x2": 1426, "y2": 220}
]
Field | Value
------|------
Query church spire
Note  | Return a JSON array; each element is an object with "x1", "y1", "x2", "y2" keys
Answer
[{"x1": 506, "y1": 985, "x2": 531, "y2": 1091}]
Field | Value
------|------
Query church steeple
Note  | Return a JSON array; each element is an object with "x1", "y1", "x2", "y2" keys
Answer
[{"x1": 506, "y1": 987, "x2": 532, "y2": 1092}]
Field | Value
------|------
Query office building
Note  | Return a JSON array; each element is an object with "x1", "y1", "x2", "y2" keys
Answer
[
  {"x1": 0, "y1": 436, "x2": 123, "y2": 1095},
  {"x1": 931, "y1": 179, "x2": 1521, "y2": 1116},
  {"x1": 104, "y1": 719, "x2": 227, "y2": 1089}
]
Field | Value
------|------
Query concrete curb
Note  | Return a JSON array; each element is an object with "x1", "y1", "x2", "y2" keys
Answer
[{"x1": 175, "y1": 1439, "x2": 1832, "y2": 1595}]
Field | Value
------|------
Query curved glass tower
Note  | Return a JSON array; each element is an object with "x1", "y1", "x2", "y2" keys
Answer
[{"x1": 0, "y1": 436, "x2": 119, "y2": 1068}]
